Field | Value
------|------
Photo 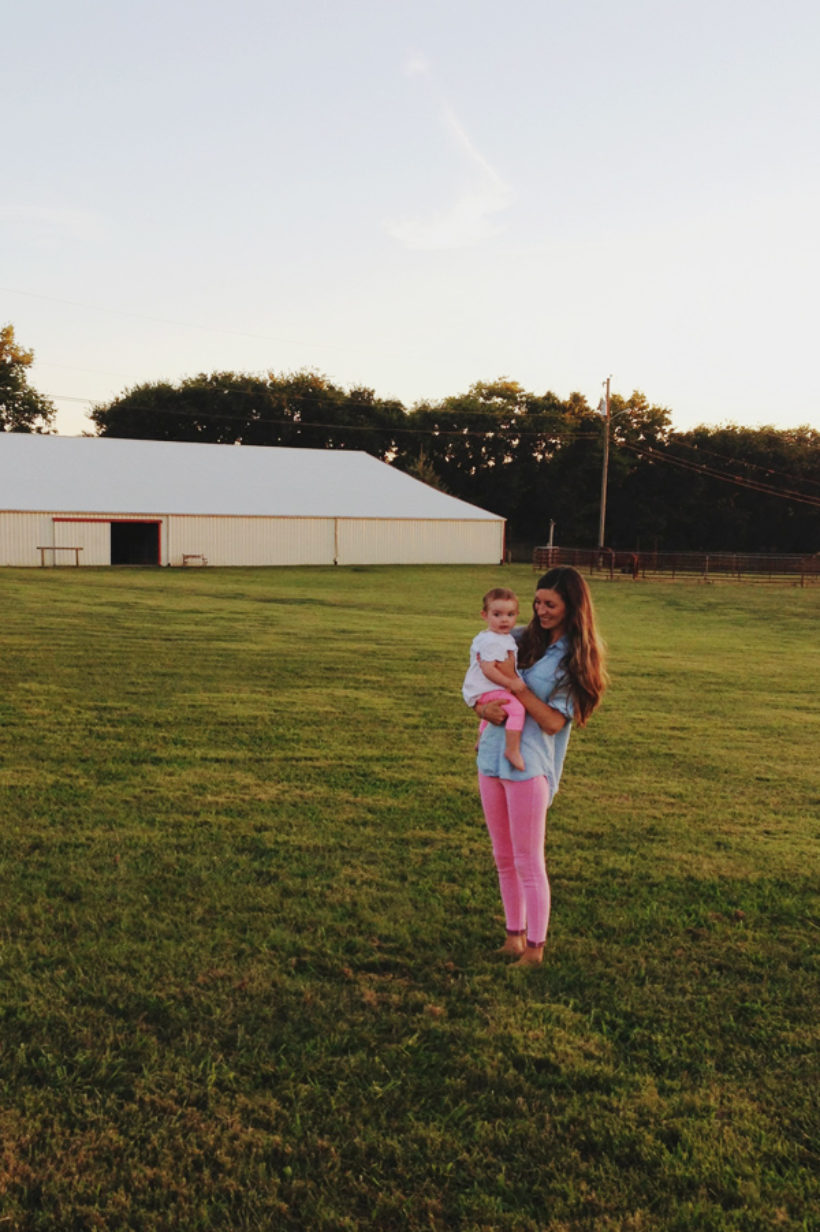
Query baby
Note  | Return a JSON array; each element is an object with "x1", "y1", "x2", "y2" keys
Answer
[{"x1": 462, "y1": 587, "x2": 526, "y2": 771}]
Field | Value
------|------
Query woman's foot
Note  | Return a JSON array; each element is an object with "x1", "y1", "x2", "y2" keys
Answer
[
  {"x1": 496, "y1": 932, "x2": 526, "y2": 956},
  {"x1": 510, "y1": 943, "x2": 544, "y2": 967}
]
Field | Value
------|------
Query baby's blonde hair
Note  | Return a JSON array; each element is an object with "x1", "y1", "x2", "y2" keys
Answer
[{"x1": 482, "y1": 587, "x2": 519, "y2": 611}]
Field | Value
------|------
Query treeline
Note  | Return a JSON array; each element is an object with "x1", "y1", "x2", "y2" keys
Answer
[{"x1": 89, "y1": 371, "x2": 820, "y2": 555}]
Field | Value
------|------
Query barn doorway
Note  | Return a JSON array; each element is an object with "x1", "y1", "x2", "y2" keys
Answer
[{"x1": 110, "y1": 521, "x2": 160, "y2": 565}]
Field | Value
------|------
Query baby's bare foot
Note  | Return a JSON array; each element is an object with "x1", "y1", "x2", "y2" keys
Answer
[{"x1": 505, "y1": 751, "x2": 526, "y2": 771}]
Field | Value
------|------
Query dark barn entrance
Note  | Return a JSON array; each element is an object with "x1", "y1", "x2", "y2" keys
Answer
[{"x1": 110, "y1": 521, "x2": 160, "y2": 565}]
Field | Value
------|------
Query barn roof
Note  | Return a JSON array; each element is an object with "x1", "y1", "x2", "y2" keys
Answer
[{"x1": 0, "y1": 434, "x2": 502, "y2": 522}]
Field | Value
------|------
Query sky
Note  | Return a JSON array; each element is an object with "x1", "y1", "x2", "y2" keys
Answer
[{"x1": 4, "y1": 0, "x2": 819, "y2": 438}]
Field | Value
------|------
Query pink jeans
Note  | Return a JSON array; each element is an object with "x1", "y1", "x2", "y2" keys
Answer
[{"x1": 478, "y1": 772, "x2": 551, "y2": 946}]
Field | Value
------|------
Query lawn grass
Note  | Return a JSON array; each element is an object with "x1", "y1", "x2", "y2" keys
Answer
[{"x1": 0, "y1": 565, "x2": 817, "y2": 1231}]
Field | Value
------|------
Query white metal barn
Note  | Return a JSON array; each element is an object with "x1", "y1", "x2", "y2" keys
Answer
[{"x1": 0, "y1": 434, "x2": 505, "y2": 567}]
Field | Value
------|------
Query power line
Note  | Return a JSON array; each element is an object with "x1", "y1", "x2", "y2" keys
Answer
[
  {"x1": 38, "y1": 382, "x2": 820, "y2": 492},
  {"x1": 666, "y1": 432, "x2": 820, "y2": 491},
  {"x1": 45, "y1": 390, "x2": 603, "y2": 441},
  {"x1": 621, "y1": 441, "x2": 820, "y2": 509},
  {"x1": 1, "y1": 285, "x2": 395, "y2": 356},
  {"x1": 45, "y1": 394, "x2": 820, "y2": 480}
]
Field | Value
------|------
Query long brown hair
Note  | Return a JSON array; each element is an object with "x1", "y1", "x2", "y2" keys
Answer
[{"x1": 517, "y1": 566, "x2": 608, "y2": 727}]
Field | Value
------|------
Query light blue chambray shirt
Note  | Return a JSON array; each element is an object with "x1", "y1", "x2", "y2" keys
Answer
[{"x1": 475, "y1": 631, "x2": 574, "y2": 798}]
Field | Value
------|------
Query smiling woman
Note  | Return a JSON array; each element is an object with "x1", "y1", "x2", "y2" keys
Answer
[{"x1": 475, "y1": 566, "x2": 608, "y2": 967}]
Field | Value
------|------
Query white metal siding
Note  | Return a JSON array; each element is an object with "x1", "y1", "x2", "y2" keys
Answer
[
  {"x1": 0, "y1": 513, "x2": 55, "y2": 566},
  {"x1": 0, "y1": 513, "x2": 165, "y2": 566},
  {"x1": 166, "y1": 516, "x2": 336, "y2": 566},
  {"x1": 54, "y1": 518, "x2": 113, "y2": 566},
  {"x1": 1, "y1": 511, "x2": 504, "y2": 566},
  {"x1": 336, "y1": 519, "x2": 504, "y2": 565}
]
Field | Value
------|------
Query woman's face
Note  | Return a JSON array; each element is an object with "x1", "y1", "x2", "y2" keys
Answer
[{"x1": 534, "y1": 588, "x2": 568, "y2": 642}]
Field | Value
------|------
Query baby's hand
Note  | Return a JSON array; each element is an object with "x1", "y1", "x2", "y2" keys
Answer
[{"x1": 507, "y1": 675, "x2": 526, "y2": 694}]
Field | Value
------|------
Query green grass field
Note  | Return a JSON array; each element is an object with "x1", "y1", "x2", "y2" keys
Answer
[{"x1": 0, "y1": 566, "x2": 817, "y2": 1231}]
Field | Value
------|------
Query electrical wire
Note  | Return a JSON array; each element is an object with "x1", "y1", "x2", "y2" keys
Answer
[
  {"x1": 44, "y1": 390, "x2": 603, "y2": 442},
  {"x1": 35, "y1": 370, "x2": 820, "y2": 493},
  {"x1": 620, "y1": 441, "x2": 820, "y2": 509},
  {"x1": 1, "y1": 286, "x2": 398, "y2": 356},
  {"x1": 665, "y1": 431, "x2": 820, "y2": 491},
  {"x1": 42, "y1": 394, "x2": 820, "y2": 483}
]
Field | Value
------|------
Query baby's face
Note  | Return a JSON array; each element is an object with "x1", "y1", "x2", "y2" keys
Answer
[{"x1": 483, "y1": 599, "x2": 518, "y2": 635}]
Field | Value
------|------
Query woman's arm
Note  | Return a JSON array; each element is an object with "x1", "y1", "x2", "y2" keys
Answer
[
  {"x1": 512, "y1": 685, "x2": 568, "y2": 734},
  {"x1": 476, "y1": 672, "x2": 569, "y2": 732},
  {"x1": 475, "y1": 691, "x2": 565, "y2": 731}
]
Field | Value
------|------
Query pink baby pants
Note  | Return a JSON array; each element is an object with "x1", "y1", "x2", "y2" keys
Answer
[
  {"x1": 477, "y1": 689, "x2": 526, "y2": 734},
  {"x1": 478, "y1": 772, "x2": 551, "y2": 947}
]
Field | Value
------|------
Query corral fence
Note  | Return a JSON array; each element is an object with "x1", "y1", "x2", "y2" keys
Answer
[{"x1": 531, "y1": 546, "x2": 820, "y2": 586}]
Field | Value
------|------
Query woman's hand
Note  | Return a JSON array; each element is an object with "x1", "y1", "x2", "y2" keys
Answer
[{"x1": 476, "y1": 699, "x2": 508, "y2": 726}]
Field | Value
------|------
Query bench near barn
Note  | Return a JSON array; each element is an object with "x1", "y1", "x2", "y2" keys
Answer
[{"x1": 36, "y1": 546, "x2": 83, "y2": 566}]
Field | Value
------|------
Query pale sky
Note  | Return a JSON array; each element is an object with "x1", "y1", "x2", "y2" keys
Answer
[{"x1": 4, "y1": 0, "x2": 819, "y2": 437}]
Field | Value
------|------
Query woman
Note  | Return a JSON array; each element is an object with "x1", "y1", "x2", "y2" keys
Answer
[{"x1": 475, "y1": 566, "x2": 607, "y2": 966}]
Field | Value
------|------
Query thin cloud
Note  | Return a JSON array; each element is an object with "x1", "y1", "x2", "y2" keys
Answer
[
  {"x1": 441, "y1": 104, "x2": 507, "y2": 189},
  {"x1": 385, "y1": 62, "x2": 514, "y2": 251},
  {"x1": 386, "y1": 184, "x2": 514, "y2": 250}
]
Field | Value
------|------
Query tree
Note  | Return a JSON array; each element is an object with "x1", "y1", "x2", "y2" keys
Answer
[
  {"x1": 602, "y1": 391, "x2": 674, "y2": 549},
  {"x1": 405, "y1": 447, "x2": 450, "y2": 491},
  {"x1": 90, "y1": 370, "x2": 406, "y2": 460},
  {"x1": 89, "y1": 366, "x2": 819, "y2": 552},
  {"x1": 0, "y1": 324, "x2": 56, "y2": 432},
  {"x1": 655, "y1": 423, "x2": 820, "y2": 553},
  {"x1": 394, "y1": 381, "x2": 599, "y2": 544}
]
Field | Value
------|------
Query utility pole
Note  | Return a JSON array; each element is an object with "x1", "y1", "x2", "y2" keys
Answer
[{"x1": 597, "y1": 376, "x2": 611, "y2": 550}]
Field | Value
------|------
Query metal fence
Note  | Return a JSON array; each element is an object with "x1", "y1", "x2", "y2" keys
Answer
[{"x1": 531, "y1": 546, "x2": 820, "y2": 585}]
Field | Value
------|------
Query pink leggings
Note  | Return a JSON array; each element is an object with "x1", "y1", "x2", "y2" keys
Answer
[
  {"x1": 476, "y1": 689, "x2": 525, "y2": 734},
  {"x1": 478, "y1": 772, "x2": 551, "y2": 946}
]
